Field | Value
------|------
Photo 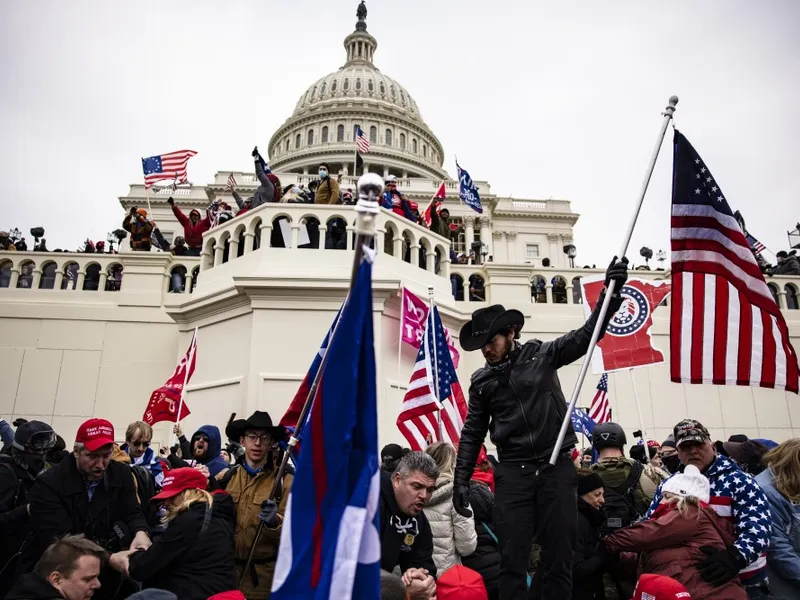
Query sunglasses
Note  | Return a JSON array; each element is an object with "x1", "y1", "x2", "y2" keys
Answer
[{"x1": 131, "y1": 440, "x2": 151, "y2": 448}]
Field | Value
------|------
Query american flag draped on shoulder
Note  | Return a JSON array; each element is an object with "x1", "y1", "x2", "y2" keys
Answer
[
  {"x1": 670, "y1": 130, "x2": 799, "y2": 393},
  {"x1": 142, "y1": 149, "x2": 197, "y2": 189},
  {"x1": 397, "y1": 305, "x2": 467, "y2": 451},
  {"x1": 589, "y1": 373, "x2": 611, "y2": 423}
]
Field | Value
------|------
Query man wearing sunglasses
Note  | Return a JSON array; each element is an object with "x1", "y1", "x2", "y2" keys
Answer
[{"x1": 120, "y1": 421, "x2": 163, "y2": 487}]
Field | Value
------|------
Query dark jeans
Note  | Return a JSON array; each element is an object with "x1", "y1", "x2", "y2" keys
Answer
[{"x1": 494, "y1": 453, "x2": 577, "y2": 600}]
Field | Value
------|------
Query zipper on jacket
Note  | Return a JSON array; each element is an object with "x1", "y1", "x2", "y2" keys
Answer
[{"x1": 508, "y1": 378, "x2": 536, "y2": 455}]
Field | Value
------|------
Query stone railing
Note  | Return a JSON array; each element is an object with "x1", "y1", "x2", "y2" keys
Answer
[
  {"x1": 0, "y1": 251, "x2": 127, "y2": 291},
  {"x1": 198, "y1": 202, "x2": 453, "y2": 278}
]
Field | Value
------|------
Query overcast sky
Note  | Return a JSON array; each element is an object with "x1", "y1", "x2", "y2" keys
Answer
[{"x1": 1, "y1": 0, "x2": 798, "y2": 264}]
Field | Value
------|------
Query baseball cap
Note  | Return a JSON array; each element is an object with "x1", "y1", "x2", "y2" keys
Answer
[
  {"x1": 151, "y1": 467, "x2": 208, "y2": 502},
  {"x1": 76, "y1": 418, "x2": 115, "y2": 452},
  {"x1": 436, "y1": 565, "x2": 488, "y2": 600},
  {"x1": 634, "y1": 574, "x2": 692, "y2": 599},
  {"x1": 381, "y1": 443, "x2": 403, "y2": 462},
  {"x1": 673, "y1": 419, "x2": 711, "y2": 448}
]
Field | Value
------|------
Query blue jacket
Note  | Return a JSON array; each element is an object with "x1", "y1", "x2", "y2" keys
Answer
[
  {"x1": 191, "y1": 425, "x2": 228, "y2": 477},
  {"x1": 756, "y1": 467, "x2": 800, "y2": 594}
]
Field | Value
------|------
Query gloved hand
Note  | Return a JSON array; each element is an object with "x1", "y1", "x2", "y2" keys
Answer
[
  {"x1": 252, "y1": 146, "x2": 259, "y2": 158},
  {"x1": 699, "y1": 546, "x2": 745, "y2": 586},
  {"x1": 452, "y1": 484, "x2": 472, "y2": 518},
  {"x1": 259, "y1": 499, "x2": 279, "y2": 528},
  {"x1": 604, "y1": 256, "x2": 629, "y2": 294},
  {"x1": 167, "y1": 196, "x2": 174, "y2": 206}
]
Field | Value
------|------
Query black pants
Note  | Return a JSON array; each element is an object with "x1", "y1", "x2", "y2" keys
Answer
[{"x1": 494, "y1": 453, "x2": 577, "y2": 600}]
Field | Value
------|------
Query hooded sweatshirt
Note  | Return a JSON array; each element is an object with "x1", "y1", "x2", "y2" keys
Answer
[
  {"x1": 190, "y1": 426, "x2": 228, "y2": 477},
  {"x1": 171, "y1": 205, "x2": 210, "y2": 249}
]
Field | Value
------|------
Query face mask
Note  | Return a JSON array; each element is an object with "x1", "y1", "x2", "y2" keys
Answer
[
  {"x1": 319, "y1": 170, "x2": 328, "y2": 179},
  {"x1": 20, "y1": 451, "x2": 46, "y2": 474},
  {"x1": 662, "y1": 454, "x2": 681, "y2": 474}
]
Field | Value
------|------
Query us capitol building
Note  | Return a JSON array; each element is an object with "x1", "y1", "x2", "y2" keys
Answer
[{"x1": 1, "y1": 4, "x2": 798, "y2": 448}]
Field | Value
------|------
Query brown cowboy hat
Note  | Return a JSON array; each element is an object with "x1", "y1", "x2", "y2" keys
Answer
[{"x1": 459, "y1": 304, "x2": 524, "y2": 352}]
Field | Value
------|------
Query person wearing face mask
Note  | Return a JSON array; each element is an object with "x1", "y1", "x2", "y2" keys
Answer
[
  {"x1": 314, "y1": 162, "x2": 339, "y2": 204},
  {"x1": 660, "y1": 436, "x2": 681, "y2": 474},
  {"x1": 452, "y1": 257, "x2": 629, "y2": 600},
  {"x1": 0, "y1": 421, "x2": 57, "y2": 597}
]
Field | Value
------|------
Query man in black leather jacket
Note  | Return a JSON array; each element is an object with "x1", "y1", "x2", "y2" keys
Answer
[{"x1": 452, "y1": 258, "x2": 628, "y2": 600}]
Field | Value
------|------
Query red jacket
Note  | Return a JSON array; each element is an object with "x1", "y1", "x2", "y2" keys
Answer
[
  {"x1": 604, "y1": 503, "x2": 748, "y2": 600},
  {"x1": 172, "y1": 205, "x2": 210, "y2": 249}
]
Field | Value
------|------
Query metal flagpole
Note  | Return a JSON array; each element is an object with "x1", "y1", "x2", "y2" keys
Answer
[
  {"x1": 629, "y1": 368, "x2": 650, "y2": 464},
  {"x1": 397, "y1": 289, "x2": 405, "y2": 382},
  {"x1": 548, "y1": 95, "x2": 678, "y2": 466},
  {"x1": 171, "y1": 328, "x2": 197, "y2": 448},
  {"x1": 239, "y1": 173, "x2": 383, "y2": 587},
  {"x1": 428, "y1": 286, "x2": 442, "y2": 440}
]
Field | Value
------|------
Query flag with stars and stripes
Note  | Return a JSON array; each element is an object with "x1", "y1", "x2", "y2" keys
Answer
[
  {"x1": 397, "y1": 305, "x2": 467, "y2": 451},
  {"x1": 589, "y1": 373, "x2": 611, "y2": 424},
  {"x1": 745, "y1": 233, "x2": 766, "y2": 254},
  {"x1": 225, "y1": 173, "x2": 237, "y2": 192},
  {"x1": 142, "y1": 149, "x2": 197, "y2": 189},
  {"x1": 355, "y1": 126, "x2": 370, "y2": 154},
  {"x1": 670, "y1": 130, "x2": 799, "y2": 393}
]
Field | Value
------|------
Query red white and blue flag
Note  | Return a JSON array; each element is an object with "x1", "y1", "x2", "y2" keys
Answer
[
  {"x1": 589, "y1": 373, "x2": 611, "y2": 424},
  {"x1": 142, "y1": 149, "x2": 197, "y2": 189},
  {"x1": 397, "y1": 305, "x2": 468, "y2": 451},
  {"x1": 355, "y1": 127, "x2": 370, "y2": 154},
  {"x1": 272, "y1": 257, "x2": 380, "y2": 599}
]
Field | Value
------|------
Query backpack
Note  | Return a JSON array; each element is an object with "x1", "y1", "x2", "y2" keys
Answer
[{"x1": 600, "y1": 460, "x2": 644, "y2": 535}]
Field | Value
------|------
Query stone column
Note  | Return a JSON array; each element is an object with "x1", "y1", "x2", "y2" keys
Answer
[
  {"x1": 545, "y1": 281, "x2": 553, "y2": 304},
  {"x1": 506, "y1": 231, "x2": 517, "y2": 263},
  {"x1": 410, "y1": 241, "x2": 421, "y2": 267},
  {"x1": 31, "y1": 269, "x2": 42, "y2": 290},
  {"x1": 441, "y1": 254, "x2": 451, "y2": 279},
  {"x1": 566, "y1": 283, "x2": 574, "y2": 305},
  {"x1": 260, "y1": 222, "x2": 272, "y2": 250},
  {"x1": 243, "y1": 232, "x2": 255, "y2": 254},
  {"x1": 777, "y1": 290, "x2": 787, "y2": 310},
  {"x1": 213, "y1": 244, "x2": 224, "y2": 267},
  {"x1": 229, "y1": 236, "x2": 240, "y2": 258},
  {"x1": 318, "y1": 223, "x2": 326, "y2": 250},
  {"x1": 547, "y1": 233, "x2": 561, "y2": 266},
  {"x1": 463, "y1": 216, "x2": 475, "y2": 262},
  {"x1": 76, "y1": 270, "x2": 86, "y2": 290},
  {"x1": 99, "y1": 272, "x2": 108, "y2": 291},
  {"x1": 393, "y1": 235, "x2": 404, "y2": 258},
  {"x1": 426, "y1": 249, "x2": 435, "y2": 272},
  {"x1": 479, "y1": 216, "x2": 492, "y2": 258},
  {"x1": 200, "y1": 249, "x2": 212, "y2": 271},
  {"x1": 9, "y1": 268, "x2": 20, "y2": 289},
  {"x1": 492, "y1": 231, "x2": 504, "y2": 263},
  {"x1": 53, "y1": 271, "x2": 64, "y2": 289}
]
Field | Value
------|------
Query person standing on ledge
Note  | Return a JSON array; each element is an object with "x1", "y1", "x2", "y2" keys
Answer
[{"x1": 452, "y1": 257, "x2": 629, "y2": 600}]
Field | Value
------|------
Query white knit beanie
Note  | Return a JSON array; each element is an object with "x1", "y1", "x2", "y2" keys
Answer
[{"x1": 661, "y1": 464, "x2": 710, "y2": 504}]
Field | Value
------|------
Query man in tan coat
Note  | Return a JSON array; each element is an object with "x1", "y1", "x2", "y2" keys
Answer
[
  {"x1": 313, "y1": 163, "x2": 340, "y2": 204},
  {"x1": 218, "y1": 411, "x2": 292, "y2": 600}
]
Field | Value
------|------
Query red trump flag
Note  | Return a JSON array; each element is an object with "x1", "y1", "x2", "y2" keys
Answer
[{"x1": 143, "y1": 329, "x2": 197, "y2": 425}]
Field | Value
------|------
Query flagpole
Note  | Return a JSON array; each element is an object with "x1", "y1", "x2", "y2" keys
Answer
[
  {"x1": 428, "y1": 286, "x2": 442, "y2": 440},
  {"x1": 547, "y1": 95, "x2": 678, "y2": 467},
  {"x1": 628, "y1": 368, "x2": 649, "y2": 464},
  {"x1": 240, "y1": 174, "x2": 383, "y2": 587},
  {"x1": 172, "y1": 327, "x2": 197, "y2": 448},
  {"x1": 397, "y1": 289, "x2": 405, "y2": 383}
]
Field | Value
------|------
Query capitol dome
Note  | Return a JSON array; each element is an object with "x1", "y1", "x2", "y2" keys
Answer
[{"x1": 268, "y1": 3, "x2": 448, "y2": 180}]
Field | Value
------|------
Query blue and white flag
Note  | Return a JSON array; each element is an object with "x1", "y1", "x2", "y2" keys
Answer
[
  {"x1": 570, "y1": 405, "x2": 596, "y2": 443},
  {"x1": 271, "y1": 257, "x2": 381, "y2": 599},
  {"x1": 456, "y1": 161, "x2": 483, "y2": 214}
]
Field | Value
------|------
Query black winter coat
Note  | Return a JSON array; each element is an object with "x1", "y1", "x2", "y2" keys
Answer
[
  {"x1": 6, "y1": 572, "x2": 62, "y2": 600},
  {"x1": 0, "y1": 454, "x2": 37, "y2": 598},
  {"x1": 18, "y1": 453, "x2": 149, "y2": 597},
  {"x1": 455, "y1": 293, "x2": 622, "y2": 484},
  {"x1": 128, "y1": 493, "x2": 236, "y2": 600},
  {"x1": 462, "y1": 481, "x2": 500, "y2": 600},
  {"x1": 573, "y1": 498, "x2": 606, "y2": 600}
]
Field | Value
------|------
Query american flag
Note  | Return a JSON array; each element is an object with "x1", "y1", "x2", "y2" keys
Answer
[
  {"x1": 670, "y1": 130, "x2": 799, "y2": 393},
  {"x1": 589, "y1": 373, "x2": 611, "y2": 424},
  {"x1": 142, "y1": 149, "x2": 197, "y2": 189},
  {"x1": 225, "y1": 173, "x2": 237, "y2": 192},
  {"x1": 746, "y1": 233, "x2": 766, "y2": 254},
  {"x1": 397, "y1": 305, "x2": 468, "y2": 451},
  {"x1": 355, "y1": 127, "x2": 370, "y2": 154}
]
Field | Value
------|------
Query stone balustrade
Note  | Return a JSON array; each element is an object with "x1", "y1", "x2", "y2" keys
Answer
[
  {"x1": 197, "y1": 202, "x2": 453, "y2": 279},
  {"x1": 0, "y1": 252, "x2": 127, "y2": 291}
]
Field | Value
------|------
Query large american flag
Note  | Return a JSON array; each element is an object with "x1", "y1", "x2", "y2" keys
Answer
[
  {"x1": 397, "y1": 305, "x2": 467, "y2": 451},
  {"x1": 670, "y1": 130, "x2": 799, "y2": 393},
  {"x1": 589, "y1": 373, "x2": 611, "y2": 424},
  {"x1": 142, "y1": 149, "x2": 197, "y2": 189},
  {"x1": 355, "y1": 126, "x2": 370, "y2": 154}
]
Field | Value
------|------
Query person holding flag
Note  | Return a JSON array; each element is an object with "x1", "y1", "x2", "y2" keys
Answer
[{"x1": 452, "y1": 258, "x2": 629, "y2": 600}]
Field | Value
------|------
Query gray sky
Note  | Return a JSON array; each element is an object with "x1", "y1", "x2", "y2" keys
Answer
[{"x1": 2, "y1": 0, "x2": 798, "y2": 264}]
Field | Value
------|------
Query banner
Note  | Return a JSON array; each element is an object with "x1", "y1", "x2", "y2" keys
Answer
[
  {"x1": 581, "y1": 276, "x2": 671, "y2": 373},
  {"x1": 143, "y1": 329, "x2": 197, "y2": 425},
  {"x1": 400, "y1": 288, "x2": 460, "y2": 368}
]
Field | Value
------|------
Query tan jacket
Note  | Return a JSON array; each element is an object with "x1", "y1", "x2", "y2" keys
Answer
[
  {"x1": 225, "y1": 465, "x2": 293, "y2": 600},
  {"x1": 314, "y1": 177, "x2": 339, "y2": 204}
]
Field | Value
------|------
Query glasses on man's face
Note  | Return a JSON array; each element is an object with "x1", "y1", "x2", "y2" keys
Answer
[
  {"x1": 245, "y1": 433, "x2": 271, "y2": 444},
  {"x1": 131, "y1": 440, "x2": 151, "y2": 448}
]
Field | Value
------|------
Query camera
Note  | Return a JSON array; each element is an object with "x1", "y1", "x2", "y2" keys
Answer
[{"x1": 633, "y1": 429, "x2": 643, "y2": 438}]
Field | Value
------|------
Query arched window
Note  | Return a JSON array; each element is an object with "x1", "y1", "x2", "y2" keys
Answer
[
  {"x1": 295, "y1": 133, "x2": 301, "y2": 149},
  {"x1": 368, "y1": 79, "x2": 374, "y2": 92},
  {"x1": 552, "y1": 276, "x2": 567, "y2": 304},
  {"x1": 0, "y1": 260, "x2": 11, "y2": 288},
  {"x1": 356, "y1": 78, "x2": 362, "y2": 91},
  {"x1": 468, "y1": 275, "x2": 486, "y2": 302},
  {"x1": 399, "y1": 133, "x2": 406, "y2": 150},
  {"x1": 423, "y1": 144, "x2": 427, "y2": 158},
  {"x1": 331, "y1": 80, "x2": 338, "y2": 92},
  {"x1": 385, "y1": 129, "x2": 392, "y2": 146},
  {"x1": 307, "y1": 129, "x2": 314, "y2": 145},
  {"x1": 17, "y1": 261, "x2": 34, "y2": 289},
  {"x1": 531, "y1": 275, "x2": 547, "y2": 303},
  {"x1": 311, "y1": 85, "x2": 317, "y2": 98},
  {"x1": 39, "y1": 262, "x2": 57, "y2": 289},
  {"x1": 337, "y1": 124, "x2": 344, "y2": 142},
  {"x1": 390, "y1": 85, "x2": 396, "y2": 99},
  {"x1": 572, "y1": 277, "x2": 583, "y2": 304},
  {"x1": 321, "y1": 82, "x2": 327, "y2": 95},
  {"x1": 412, "y1": 138, "x2": 418, "y2": 153},
  {"x1": 369, "y1": 126, "x2": 377, "y2": 143},
  {"x1": 321, "y1": 126, "x2": 328, "y2": 143},
  {"x1": 768, "y1": 283, "x2": 780, "y2": 305},
  {"x1": 400, "y1": 91, "x2": 406, "y2": 105},
  {"x1": 343, "y1": 79, "x2": 350, "y2": 91},
  {"x1": 786, "y1": 284, "x2": 799, "y2": 310},
  {"x1": 285, "y1": 139, "x2": 290, "y2": 152},
  {"x1": 353, "y1": 124, "x2": 361, "y2": 140}
]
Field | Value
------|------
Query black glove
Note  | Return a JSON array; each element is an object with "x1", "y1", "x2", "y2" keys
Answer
[
  {"x1": 167, "y1": 196, "x2": 174, "y2": 206},
  {"x1": 699, "y1": 546, "x2": 745, "y2": 586},
  {"x1": 259, "y1": 499, "x2": 279, "y2": 528},
  {"x1": 252, "y1": 146, "x2": 259, "y2": 158},
  {"x1": 452, "y1": 484, "x2": 472, "y2": 518},
  {"x1": 604, "y1": 256, "x2": 629, "y2": 293}
]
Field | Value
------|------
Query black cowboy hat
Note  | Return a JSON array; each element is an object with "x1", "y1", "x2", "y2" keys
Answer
[
  {"x1": 225, "y1": 410, "x2": 285, "y2": 442},
  {"x1": 459, "y1": 304, "x2": 524, "y2": 352}
]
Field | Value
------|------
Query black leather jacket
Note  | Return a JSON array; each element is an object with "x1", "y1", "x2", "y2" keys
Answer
[{"x1": 454, "y1": 292, "x2": 622, "y2": 486}]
